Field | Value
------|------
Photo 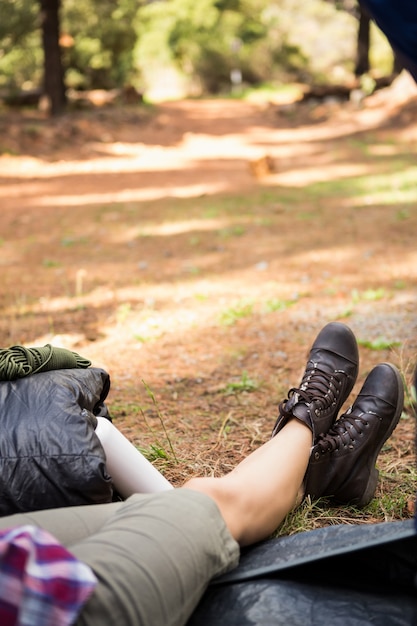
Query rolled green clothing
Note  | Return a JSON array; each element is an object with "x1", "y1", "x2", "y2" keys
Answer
[{"x1": 0, "y1": 344, "x2": 91, "y2": 381}]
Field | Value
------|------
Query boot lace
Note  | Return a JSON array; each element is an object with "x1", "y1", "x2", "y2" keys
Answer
[
  {"x1": 314, "y1": 410, "x2": 369, "y2": 455},
  {"x1": 279, "y1": 361, "x2": 341, "y2": 418}
]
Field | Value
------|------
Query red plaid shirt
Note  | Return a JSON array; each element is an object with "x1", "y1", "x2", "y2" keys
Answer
[{"x1": 0, "y1": 525, "x2": 97, "y2": 626}]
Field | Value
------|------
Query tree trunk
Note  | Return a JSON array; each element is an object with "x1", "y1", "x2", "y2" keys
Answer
[
  {"x1": 39, "y1": 0, "x2": 66, "y2": 116},
  {"x1": 392, "y1": 53, "x2": 403, "y2": 76},
  {"x1": 355, "y1": 5, "x2": 370, "y2": 76}
]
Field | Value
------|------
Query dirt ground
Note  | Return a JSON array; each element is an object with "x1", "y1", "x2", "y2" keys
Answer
[{"x1": 1, "y1": 76, "x2": 417, "y2": 523}]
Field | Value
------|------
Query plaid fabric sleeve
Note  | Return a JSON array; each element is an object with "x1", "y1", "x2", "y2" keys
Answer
[{"x1": 0, "y1": 525, "x2": 97, "y2": 626}]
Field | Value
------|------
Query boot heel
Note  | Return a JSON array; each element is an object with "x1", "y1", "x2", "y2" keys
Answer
[{"x1": 357, "y1": 468, "x2": 379, "y2": 507}]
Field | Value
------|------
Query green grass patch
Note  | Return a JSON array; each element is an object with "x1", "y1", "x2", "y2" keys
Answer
[
  {"x1": 351, "y1": 288, "x2": 386, "y2": 303},
  {"x1": 396, "y1": 208, "x2": 410, "y2": 221},
  {"x1": 133, "y1": 334, "x2": 153, "y2": 343},
  {"x1": 42, "y1": 258, "x2": 61, "y2": 268},
  {"x1": 141, "y1": 380, "x2": 178, "y2": 463},
  {"x1": 189, "y1": 235, "x2": 201, "y2": 246},
  {"x1": 296, "y1": 211, "x2": 317, "y2": 221},
  {"x1": 219, "y1": 300, "x2": 254, "y2": 326},
  {"x1": 264, "y1": 297, "x2": 297, "y2": 313},
  {"x1": 116, "y1": 302, "x2": 132, "y2": 323},
  {"x1": 221, "y1": 371, "x2": 260, "y2": 395},
  {"x1": 357, "y1": 336, "x2": 401, "y2": 351},
  {"x1": 218, "y1": 225, "x2": 246, "y2": 238},
  {"x1": 61, "y1": 236, "x2": 89, "y2": 247},
  {"x1": 138, "y1": 443, "x2": 169, "y2": 462}
]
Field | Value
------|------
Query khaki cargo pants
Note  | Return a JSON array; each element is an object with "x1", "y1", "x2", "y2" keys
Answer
[{"x1": 0, "y1": 490, "x2": 239, "y2": 626}]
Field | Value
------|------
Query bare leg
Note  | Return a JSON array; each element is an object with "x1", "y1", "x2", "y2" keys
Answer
[{"x1": 183, "y1": 419, "x2": 312, "y2": 546}]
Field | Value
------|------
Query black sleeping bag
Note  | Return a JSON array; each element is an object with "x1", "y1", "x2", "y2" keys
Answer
[{"x1": 0, "y1": 367, "x2": 113, "y2": 516}]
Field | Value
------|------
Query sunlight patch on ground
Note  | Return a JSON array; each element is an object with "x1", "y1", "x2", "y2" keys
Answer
[
  {"x1": 27, "y1": 333, "x2": 87, "y2": 350},
  {"x1": 292, "y1": 247, "x2": 354, "y2": 265},
  {"x1": 0, "y1": 150, "x2": 191, "y2": 177},
  {"x1": 265, "y1": 163, "x2": 370, "y2": 187},
  {"x1": 2, "y1": 99, "x2": 415, "y2": 214},
  {"x1": 26, "y1": 281, "x2": 417, "y2": 358},
  {"x1": 0, "y1": 134, "x2": 262, "y2": 182},
  {"x1": 350, "y1": 186, "x2": 417, "y2": 207},
  {"x1": 352, "y1": 188, "x2": 417, "y2": 206},
  {"x1": 8, "y1": 244, "x2": 417, "y2": 351},
  {"x1": 366, "y1": 144, "x2": 405, "y2": 157},
  {"x1": 108, "y1": 217, "x2": 234, "y2": 243},
  {"x1": 343, "y1": 166, "x2": 417, "y2": 206},
  {"x1": 293, "y1": 246, "x2": 417, "y2": 281},
  {"x1": 36, "y1": 183, "x2": 229, "y2": 206}
]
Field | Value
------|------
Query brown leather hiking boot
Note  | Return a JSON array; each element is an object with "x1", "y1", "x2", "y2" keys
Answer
[
  {"x1": 272, "y1": 322, "x2": 359, "y2": 441},
  {"x1": 304, "y1": 362, "x2": 404, "y2": 507}
]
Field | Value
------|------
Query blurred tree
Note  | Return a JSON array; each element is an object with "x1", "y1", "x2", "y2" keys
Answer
[
  {"x1": 39, "y1": 0, "x2": 66, "y2": 115},
  {"x1": 135, "y1": 0, "x2": 273, "y2": 93},
  {"x1": 63, "y1": 0, "x2": 138, "y2": 90},
  {"x1": 355, "y1": 2, "x2": 370, "y2": 75},
  {"x1": 326, "y1": 0, "x2": 399, "y2": 77},
  {"x1": 0, "y1": 0, "x2": 40, "y2": 91},
  {"x1": 0, "y1": 0, "x2": 37, "y2": 45},
  {"x1": 0, "y1": 0, "x2": 396, "y2": 104},
  {"x1": 0, "y1": 0, "x2": 139, "y2": 108}
]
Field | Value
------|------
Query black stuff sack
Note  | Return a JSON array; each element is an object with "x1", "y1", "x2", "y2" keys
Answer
[{"x1": 0, "y1": 367, "x2": 113, "y2": 516}]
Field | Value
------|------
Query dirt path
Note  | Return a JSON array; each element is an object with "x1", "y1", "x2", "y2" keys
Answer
[{"x1": 0, "y1": 83, "x2": 416, "y2": 520}]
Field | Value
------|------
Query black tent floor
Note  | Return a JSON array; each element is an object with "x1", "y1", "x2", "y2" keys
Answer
[{"x1": 189, "y1": 519, "x2": 417, "y2": 625}]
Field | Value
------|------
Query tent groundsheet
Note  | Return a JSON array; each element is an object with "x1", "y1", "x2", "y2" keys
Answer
[{"x1": 189, "y1": 519, "x2": 417, "y2": 625}]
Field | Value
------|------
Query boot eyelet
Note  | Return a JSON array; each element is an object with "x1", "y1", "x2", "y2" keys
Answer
[{"x1": 314, "y1": 452, "x2": 320, "y2": 460}]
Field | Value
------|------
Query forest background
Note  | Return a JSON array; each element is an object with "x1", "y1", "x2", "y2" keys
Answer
[{"x1": 0, "y1": 0, "x2": 400, "y2": 112}]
